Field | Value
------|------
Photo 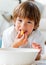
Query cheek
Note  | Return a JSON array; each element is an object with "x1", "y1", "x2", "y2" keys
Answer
[
  {"x1": 30, "y1": 25, "x2": 34, "y2": 30},
  {"x1": 14, "y1": 22, "x2": 20, "y2": 31},
  {"x1": 16, "y1": 24, "x2": 20, "y2": 30},
  {"x1": 28, "y1": 25, "x2": 34, "y2": 33}
]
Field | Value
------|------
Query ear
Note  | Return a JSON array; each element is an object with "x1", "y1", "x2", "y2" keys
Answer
[{"x1": 33, "y1": 24, "x2": 39, "y2": 30}]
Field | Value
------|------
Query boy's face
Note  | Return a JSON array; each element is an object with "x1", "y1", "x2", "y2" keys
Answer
[{"x1": 14, "y1": 17, "x2": 34, "y2": 37}]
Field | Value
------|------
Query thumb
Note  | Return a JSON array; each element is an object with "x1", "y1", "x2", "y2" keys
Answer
[
  {"x1": 19, "y1": 34, "x2": 24, "y2": 41},
  {"x1": 16, "y1": 31, "x2": 21, "y2": 38}
]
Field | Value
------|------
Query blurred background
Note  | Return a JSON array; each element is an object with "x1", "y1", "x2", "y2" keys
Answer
[{"x1": 0, "y1": 0, "x2": 46, "y2": 49}]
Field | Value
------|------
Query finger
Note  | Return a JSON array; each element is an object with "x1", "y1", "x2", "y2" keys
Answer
[
  {"x1": 23, "y1": 35, "x2": 28, "y2": 44},
  {"x1": 35, "y1": 45, "x2": 42, "y2": 53},
  {"x1": 19, "y1": 33, "x2": 27, "y2": 41},
  {"x1": 35, "y1": 46, "x2": 41, "y2": 49},
  {"x1": 36, "y1": 44, "x2": 41, "y2": 47},
  {"x1": 19, "y1": 34, "x2": 25, "y2": 41},
  {"x1": 32, "y1": 43, "x2": 39, "y2": 46},
  {"x1": 16, "y1": 31, "x2": 21, "y2": 38},
  {"x1": 23, "y1": 39, "x2": 28, "y2": 45},
  {"x1": 35, "y1": 45, "x2": 41, "y2": 49},
  {"x1": 32, "y1": 44, "x2": 42, "y2": 50},
  {"x1": 32, "y1": 43, "x2": 41, "y2": 48}
]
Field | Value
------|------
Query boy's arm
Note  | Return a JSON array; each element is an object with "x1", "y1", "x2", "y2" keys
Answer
[
  {"x1": 2, "y1": 31, "x2": 6, "y2": 48},
  {"x1": 31, "y1": 31, "x2": 44, "y2": 60},
  {"x1": 2, "y1": 31, "x2": 12, "y2": 48},
  {"x1": 32, "y1": 43, "x2": 42, "y2": 60},
  {"x1": 35, "y1": 52, "x2": 41, "y2": 60}
]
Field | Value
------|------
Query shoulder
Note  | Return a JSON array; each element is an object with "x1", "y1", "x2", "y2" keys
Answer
[
  {"x1": 31, "y1": 29, "x2": 44, "y2": 44},
  {"x1": 29, "y1": 29, "x2": 43, "y2": 41},
  {"x1": 32, "y1": 29, "x2": 42, "y2": 37},
  {"x1": 3, "y1": 26, "x2": 14, "y2": 37},
  {"x1": 3, "y1": 25, "x2": 14, "y2": 36},
  {"x1": 2, "y1": 26, "x2": 14, "y2": 48}
]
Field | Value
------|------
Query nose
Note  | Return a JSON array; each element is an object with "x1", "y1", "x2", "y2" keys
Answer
[{"x1": 20, "y1": 22, "x2": 26, "y2": 31}]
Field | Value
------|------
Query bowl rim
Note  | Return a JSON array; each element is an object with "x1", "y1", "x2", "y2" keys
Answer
[{"x1": 0, "y1": 48, "x2": 40, "y2": 52}]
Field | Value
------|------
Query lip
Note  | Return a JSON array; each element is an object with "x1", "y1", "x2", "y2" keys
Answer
[
  {"x1": 19, "y1": 29, "x2": 28, "y2": 34},
  {"x1": 24, "y1": 31, "x2": 27, "y2": 33},
  {"x1": 24, "y1": 31, "x2": 28, "y2": 34}
]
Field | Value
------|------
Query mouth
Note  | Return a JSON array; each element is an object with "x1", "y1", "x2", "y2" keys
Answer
[
  {"x1": 24, "y1": 31, "x2": 28, "y2": 34},
  {"x1": 19, "y1": 29, "x2": 28, "y2": 34}
]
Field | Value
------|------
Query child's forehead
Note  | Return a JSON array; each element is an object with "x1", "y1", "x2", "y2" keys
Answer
[{"x1": 17, "y1": 17, "x2": 34, "y2": 21}]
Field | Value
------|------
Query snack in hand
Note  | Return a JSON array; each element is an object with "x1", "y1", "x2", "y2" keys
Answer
[{"x1": 21, "y1": 30, "x2": 24, "y2": 35}]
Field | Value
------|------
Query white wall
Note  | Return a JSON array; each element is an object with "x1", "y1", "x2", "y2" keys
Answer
[
  {"x1": 39, "y1": 18, "x2": 46, "y2": 43},
  {"x1": 39, "y1": 19, "x2": 46, "y2": 30},
  {"x1": 0, "y1": 15, "x2": 10, "y2": 38},
  {"x1": 0, "y1": 0, "x2": 19, "y2": 14}
]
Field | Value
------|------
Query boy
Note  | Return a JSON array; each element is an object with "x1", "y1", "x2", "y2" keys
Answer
[{"x1": 2, "y1": 1, "x2": 44, "y2": 60}]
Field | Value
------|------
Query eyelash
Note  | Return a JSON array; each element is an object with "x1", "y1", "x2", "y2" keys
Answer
[
  {"x1": 27, "y1": 22, "x2": 31, "y2": 24},
  {"x1": 18, "y1": 20, "x2": 32, "y2": 24},
  {"x1": 19, "y1": 20, "x2": 22, "y2": 22}
]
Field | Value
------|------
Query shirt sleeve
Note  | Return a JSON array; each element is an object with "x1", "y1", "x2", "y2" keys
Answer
[
  {"x1": 2, "y1": 31, "x2": 12, "y2": 48},
  {"x1": 2, "y1": 31, "x2": 8, "y2": 48}
]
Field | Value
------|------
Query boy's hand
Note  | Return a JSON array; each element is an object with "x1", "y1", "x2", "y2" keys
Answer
[
  {"x1": 32, "y1": 43, "x2": 42, "y2": 60},
  {"x1": 11, "y1": 31, "x2": 28, "y2": 48},
  {"x1": 32, "y1": 43, "x2": 42, "y2": 53}
]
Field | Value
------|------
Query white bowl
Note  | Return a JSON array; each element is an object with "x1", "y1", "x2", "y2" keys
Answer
[{"x1": 0, "y1": 48, "x2": 39, "y2": 65}]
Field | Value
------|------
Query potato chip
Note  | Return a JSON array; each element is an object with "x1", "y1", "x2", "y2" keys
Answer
[{"x1": 21, "y1": 30, "x2": 24, "y2": 35}]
